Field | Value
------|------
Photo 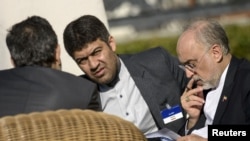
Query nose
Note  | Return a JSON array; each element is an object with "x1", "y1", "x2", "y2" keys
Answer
[
  {"x1": 88, "y1": 56, "x2": 99, "y2": 70},
  {"x1": 185, "y1": 69, "x2": 194, "y2": 78}
]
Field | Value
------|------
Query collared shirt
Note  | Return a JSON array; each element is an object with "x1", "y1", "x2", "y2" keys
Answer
[
  {"x1": 99, "y1": 59, "x2": 158, "y2": 134},
  {"x1": 191, "y1": 64, "x2": 229, "y2": 138}
]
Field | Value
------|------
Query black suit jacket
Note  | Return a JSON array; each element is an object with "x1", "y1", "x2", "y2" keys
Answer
[
  {"x1": 185, "y1": 56, "x2": 250, "y2": 134},
  {"x1": 0, "y1": 66, "x2": 100, "y2": 117},
  {"x1": 119, "y1": 47, "x2": 188, "y2": 133}
]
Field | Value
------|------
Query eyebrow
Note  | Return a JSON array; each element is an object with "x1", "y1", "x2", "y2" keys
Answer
[
  {"x1": 75, "y1": 46, "x2": 102, "y2": 61},
  {"x1": 75, "y1": 56, "x2": 86, "y2": 63}
]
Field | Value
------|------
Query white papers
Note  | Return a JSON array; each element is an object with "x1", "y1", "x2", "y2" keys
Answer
[{"x1": 146, "y1": 128, "x2": 180, "y2": 141}]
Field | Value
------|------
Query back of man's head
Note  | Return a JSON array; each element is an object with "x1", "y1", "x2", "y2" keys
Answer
[{"x1": 6, "y1": 16, "x2": 58, "y2": 68}]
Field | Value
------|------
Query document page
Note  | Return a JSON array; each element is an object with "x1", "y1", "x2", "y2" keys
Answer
[{"x1": 146, "y1": 128, "x2": 180, "y2": 141}]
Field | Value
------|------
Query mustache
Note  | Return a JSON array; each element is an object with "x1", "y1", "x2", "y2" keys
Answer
[{"x1": 192, "y1": 75, "x2": 201, "y2": 82}]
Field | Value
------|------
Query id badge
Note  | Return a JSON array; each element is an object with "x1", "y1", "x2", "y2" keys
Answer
[{"x1": 160, "y1": 105, "x2": 183, "y2": 124}]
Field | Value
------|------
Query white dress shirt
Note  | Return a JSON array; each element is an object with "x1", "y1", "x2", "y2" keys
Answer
[
  {"x1": 99, "y1": 59, "x2": 158, "y2": 134},
  {"x1": 192, "y1": 64, "x2": 229, "y2": 138}
]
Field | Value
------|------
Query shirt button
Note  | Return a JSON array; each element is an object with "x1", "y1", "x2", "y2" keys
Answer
[
  {"x1": 120, "y1": 95, "x2": 123, "y2": 98},
  {"x1": 126, "y1": 112, "x2": 129, "y2": 116}
]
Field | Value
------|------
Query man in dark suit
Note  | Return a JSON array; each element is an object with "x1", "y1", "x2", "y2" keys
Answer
[
  {"x1": 176, "y1": 19, "x2": 250, "y2": 141},
  {"x1": 63, "y1": 15, "x2": 188, "y2": 136},
  {"x1": 0, "y1": 16, "x2": 100, "y2": 117}
]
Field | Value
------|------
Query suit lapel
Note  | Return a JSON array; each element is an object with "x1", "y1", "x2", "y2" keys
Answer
[
  {"x1": 132, "y1": 69, "x2": 166, "y2": 128},
  {"x1": 120, "y1": 56, "x2": 165, "y2": 127},
  {"x1": 213, "y1": 57, "x2": 240, "y2": 124}
]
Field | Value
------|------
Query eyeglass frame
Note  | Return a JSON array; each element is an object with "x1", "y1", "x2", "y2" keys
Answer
[{"x1": 178, "y1": 48, "x2": 210, "y2": 73}]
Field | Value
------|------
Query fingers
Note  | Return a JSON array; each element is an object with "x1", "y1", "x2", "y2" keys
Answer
[
  {"x1": 185, "y1": 87, "x2": 203, "y2": 98},
  {"x1": 183, "y1": 94, "x2": 205, "y2": 104},
  {"x1": 182, "y1": 86, "x2": 205, "y2": 105},
  {"x1": 185, "y1": 96, "x2": 190, "y2": 102},
  {"x1": 186, "y1": 86, "x2": 191, "y2": 92},
  {"x1": 185, "y1": 78, "x2": 196, "y2": 92}
]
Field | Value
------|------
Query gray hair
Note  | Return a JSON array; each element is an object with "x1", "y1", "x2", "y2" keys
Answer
[{"x1": 183, "y1": 19, "x2": 230, "y2": 55}]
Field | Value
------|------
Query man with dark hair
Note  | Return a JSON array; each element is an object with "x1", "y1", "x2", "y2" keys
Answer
[
  {"x1": 0, "y1": 16, "x2": 100, "y2": 117},
  {"x1": 63, "y1": 15, "x2": 188, "y2": 136}
]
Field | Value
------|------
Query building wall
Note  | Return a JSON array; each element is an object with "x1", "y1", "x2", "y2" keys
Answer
[
  {"x1": 104, "y1": 0, "x2": 250, "y2": 43},
  {"x1": 0, "y1": 0, "x2": 108, "y2": 75}
]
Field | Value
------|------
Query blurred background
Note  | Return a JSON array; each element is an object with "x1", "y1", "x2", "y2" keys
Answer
[
  {"x1": 1, "y1": 0, "x2": 249, "y2": 75},
  {"x1": 103, "y1": 0, "x2": 250, "y2": 60}
]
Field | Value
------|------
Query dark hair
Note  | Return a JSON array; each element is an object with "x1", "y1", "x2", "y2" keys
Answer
[
  {"x1": 6, "y1": 16, "x2": 58, "y2": 67},
  {"x1": 63, "y1": 15, "x2": 110, "y2": 57}
]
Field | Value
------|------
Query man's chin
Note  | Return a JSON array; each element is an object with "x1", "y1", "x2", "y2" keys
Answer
[
  {"x1": 202, "y1": 83, "x2": 214, "y2": 90},
  {"x1": 195, "y1": 81, "x2": 210, "y2": 90}
]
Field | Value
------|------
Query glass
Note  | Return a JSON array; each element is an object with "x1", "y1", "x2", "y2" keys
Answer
[{"x1": 179, "y1": 49, "x2": 210, "y2": 73}]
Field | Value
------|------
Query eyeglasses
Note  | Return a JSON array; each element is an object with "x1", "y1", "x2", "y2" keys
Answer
[{"x1": 179, "y1": 49, "x2": 209, "y2": 73}]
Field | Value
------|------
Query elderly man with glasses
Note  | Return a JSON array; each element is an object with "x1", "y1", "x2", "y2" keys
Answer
[{"x1": 176, "y1": 19, "x2": 250, "y2": 141}]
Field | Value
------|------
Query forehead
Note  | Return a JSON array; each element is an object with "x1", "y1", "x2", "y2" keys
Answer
[
  {"x1": 73, "y1": 39, "x2": 106, "y2": 57},
  {"x1": 177, "y1": 31, "x2": 203, "y2": 63}
]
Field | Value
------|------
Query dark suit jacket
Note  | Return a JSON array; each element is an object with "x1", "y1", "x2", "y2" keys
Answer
[
  {"x1": 0, "y1": 66, "x2": 100, "y2": 117},
  {"x1": 119, "y1": 47, "x2": 188, "y2": 133},
  {"x1": 185, "y1": 56, "x2": 250, "y2": 135}
]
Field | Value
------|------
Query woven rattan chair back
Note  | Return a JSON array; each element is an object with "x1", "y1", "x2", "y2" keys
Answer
[{"x1": 0, "y1": 109, "x2": 147, "y2": 141}]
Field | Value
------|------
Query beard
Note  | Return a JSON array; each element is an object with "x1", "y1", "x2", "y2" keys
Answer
[{"x1": 192, "y1": 72, "x2": 220, "y2": 90}]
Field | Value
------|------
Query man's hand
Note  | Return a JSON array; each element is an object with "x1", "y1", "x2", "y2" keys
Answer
[{"x1": 181, "y1": 78, "x2": 205, "y2": 129}]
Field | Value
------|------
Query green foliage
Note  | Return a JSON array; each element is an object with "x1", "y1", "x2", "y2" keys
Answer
[
  {"x1": 116, "y1": 36, "x2": 179, "y2": 56},
  {"x1": 116, "y1": 24, "x2": 250, "y2": 60},
  {"x1": 225, "y1": 24, "x2": 250, "y2": 60}
]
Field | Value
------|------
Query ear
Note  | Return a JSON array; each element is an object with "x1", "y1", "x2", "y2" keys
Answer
[
  {"x1": 211, "y1": 44, "x2": 223, "y2": 63},
  {"x1": 55, "y1": 44, "x2": 61, "y2": 61},
  {"x1": 53, "y1": 44, "x2": 62, "y2": 70},
  {"x1": 108, "y1": 36, "x2": 116, "y2": 52},
  {"x1": 10, "y1": 57, "x2": 16, "y2": 67}
]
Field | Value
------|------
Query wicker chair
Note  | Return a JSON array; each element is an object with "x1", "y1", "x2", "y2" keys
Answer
[{"x1": 0, "y1": 109, "x2": 147, "y2": 141}]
